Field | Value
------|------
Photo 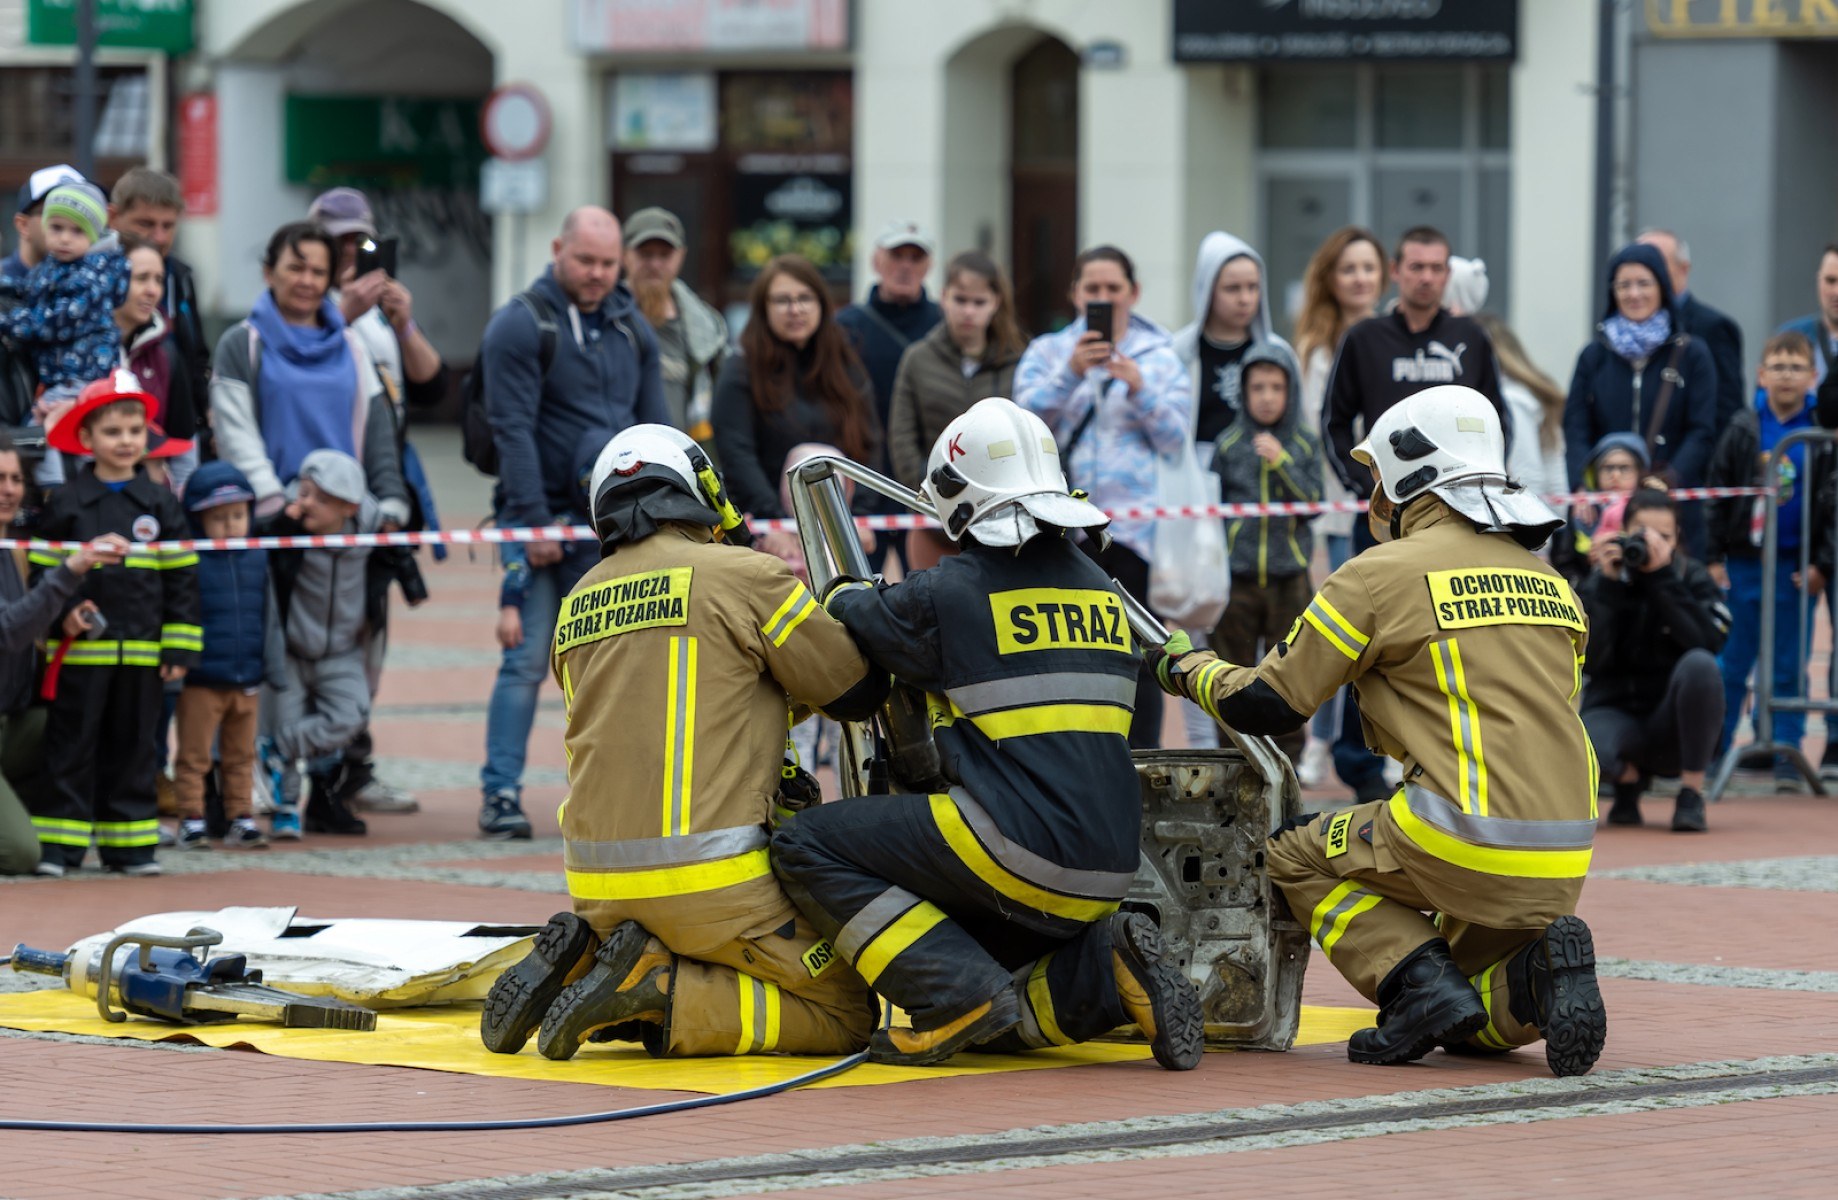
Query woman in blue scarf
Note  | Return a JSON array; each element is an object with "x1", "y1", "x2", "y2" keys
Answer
[
  {"x1": 1561, "y1": 242, "x2": 1717, "y2": 494},
  {"x1": 209, "y1": 222, "x2": 408, "y2": 527}
]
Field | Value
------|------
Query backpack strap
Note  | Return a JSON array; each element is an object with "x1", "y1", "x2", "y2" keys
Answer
[
  {"x1": 514, "y1": 290, "x2": 559, "y2": 376},
  {"x1": 1642, "y1": 333, "x2": 1692, "y2": 467}
]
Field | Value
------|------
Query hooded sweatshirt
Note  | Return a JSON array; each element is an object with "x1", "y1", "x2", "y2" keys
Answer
[
  {"x1": 182, "y1": 461, "x2": 277, "y2": 690},
  {"x1": 1212, "y1": 344, "x2": 1320, "y2": 584},
  {"x1": 1173, "y1": 232, "x2": 1295, "y2": 446},
  {"x1": 1561, "y1": 243, "x2": 1718, "y2": 488}
]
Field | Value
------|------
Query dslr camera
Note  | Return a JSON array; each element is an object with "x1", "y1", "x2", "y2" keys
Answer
[{"x1": 1614, "y1": 531, "x2": 1649, "y2": 580}]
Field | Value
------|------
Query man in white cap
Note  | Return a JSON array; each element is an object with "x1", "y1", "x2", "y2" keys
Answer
[
  {"x1": 837, "y1": 219, "x2": 943, "y2": 567},
  {"x1": 1150, "y1": 384, "x2": 1607, "y2": 1079},
  {"x1": 3, "y1": 164, "x2": 85, "y2": 298},
  {"x1": 773, "y1": 397, "x2": 1205, "y2": 1070}
]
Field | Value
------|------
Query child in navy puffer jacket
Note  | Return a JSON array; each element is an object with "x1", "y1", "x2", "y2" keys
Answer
[{"x1": 172, "y1": 462, "x2": 283, "y2": 849}]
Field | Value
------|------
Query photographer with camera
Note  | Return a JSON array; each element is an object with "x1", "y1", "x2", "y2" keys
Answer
[{"x1": 1578, "y1": 489, "x2": 1730, "y2": 831}]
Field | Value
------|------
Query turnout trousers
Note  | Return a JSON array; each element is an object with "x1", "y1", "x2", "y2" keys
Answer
[
  {"x1": 772, "y1": 791, "x2": 1133, "y2": 1048},
  {"x1": 1267, "y1": 800, "x2": 1573, "y2": 1051},
  {"x1": 35, "y1": 666, "x2": 163, "y2": 870},
  {"x1": 579, "y1": 891, "x2": 877, "y2": 1058}
]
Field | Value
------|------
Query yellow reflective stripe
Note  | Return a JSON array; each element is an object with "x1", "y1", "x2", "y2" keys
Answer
[
  {"x1": 736, "y1": 974, "x2": 755, "y2": 1053},
  {"x1": 763, "y1": 584, "x2": 818, "y2": 647},
  {"x1": 660, "y1": 636, "x2": 698, "y2": 836},
  {"x1": 27, "y1": 550, "x2": 69, "y2": 567},
  {"x1": 1471, "y1": 961, "x2": 1514, "y2": 1050},
  {"x1": 162, "y1": 623, "x2": 204, "y2": 651},
  {"x1": 560, "y1": 663, "x2": 575, "y2": 713},
  {"x1": 95, "y1": 819, "x2": 161, "y2": 847},
  {"x1": 1302, "y1": 608, "x2": 1359, "y2": 660},
  {"x1": 564, "y1": 848, "x2": 772, "y2": 900},
  {"x1": 855, "y1": 900, "x2": 948, "y2": 986},
  {"x1": 761, "y1": 980, "x2": 781, "y2": 1051},
  {"x1": 1309, "y1": 882, "x2": 1358, "y2": 942},
  {"x1": 1307, "y1": 880, "x2": 1381, "y2": 958},
  {"x1": 1582, "y1": 722, "x2": 1600, "y2": 821},
  {"x1": 31, "y1": 816, "x2": 92, "y2": 846},
  {"x1": 1026, "y1": 956, "x2": 1073, "y2": 1046},
  {"x1": 1304, "y1": 594, "x2": 1369, "y2": 662},
  {"x1": 928, "y1": 794, "x2": 1122, "y2": 923},
  {"x1": 1431, "y1": 639, "x2": 1488, "y2": 816},
  {"x1": 968, "y1": 702, "x2": 1132, "y2": 740},
  {"x1": 1387, "y1": 793, "x2": 1593, "y2": 879},
  {"x1": 158, "y1": 550, "x2": 199, "y2": 569}
]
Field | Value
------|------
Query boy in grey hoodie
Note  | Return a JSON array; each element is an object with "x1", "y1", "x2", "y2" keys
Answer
[
  {"x1": 256, "y1": 449, "x2": 376, "y2": 838},
  {"x1": 1209, "y1": 345, "x2": 1320, "y2": 765}
]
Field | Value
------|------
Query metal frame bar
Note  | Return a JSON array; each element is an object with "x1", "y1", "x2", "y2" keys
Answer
[{"x1": 1705, "y1": 426, "x2": 1835, "y2": 802}]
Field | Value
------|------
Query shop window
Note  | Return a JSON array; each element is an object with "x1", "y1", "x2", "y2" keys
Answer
[
  {"x1": 1376, "y1": 66, "x2": 1465, "y2": 150},
  {"x1": 1258, "y1": 70, "x2": 1356, "y2": 150},
  {"x1": 1257, "y1": 64, "x2": 1513, "y2": 328}
]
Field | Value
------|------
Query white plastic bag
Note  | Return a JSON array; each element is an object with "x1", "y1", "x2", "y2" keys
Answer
[{"x1": 1148, "y1": 441, "x2": 1229, "y2": 629}]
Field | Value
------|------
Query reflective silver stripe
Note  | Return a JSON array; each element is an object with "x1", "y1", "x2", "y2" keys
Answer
[
  {"x1": 1305, "y1": 597, "x2": 1368, "y2": 651},
  {"x1": 564, "y1": 824, "x2": 768, "y2": 871},
  {"x1": 762, "y1": 586, "x2": 818, "y2": 644},
  {"x1": 948, "y1": 788, "x2": 1136, "y2": 900},
  {"x1": 835, "y1": 886, "x2": 923, "y2": 962},
  {"x1": 1403, "y1": 783, "x2": 1597, "y2": 850},
  {"x1": 946, "y1": 672, "x2": 1137, "y2": 716},
  {"x1": 665, "y1": 636, "x2": 693, "y2": 835},
  {"x1": 1431, "y1": 640, "x2": 1484, "y2": 815},
  {"x1": 1311, "y1": 886, "x2": 1379, "y2": 950},
  {"x1": 748, "y1": 976, "x2": 767, "y2": 1053}
]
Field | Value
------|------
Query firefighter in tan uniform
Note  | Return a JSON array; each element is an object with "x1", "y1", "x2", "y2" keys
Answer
[
  {"x1": 1150, "y1": 385, "x2": 1609, "y2": 1077},
  {"x1": 481, "y1": 425, "x2": 887, "y2": 1061}
]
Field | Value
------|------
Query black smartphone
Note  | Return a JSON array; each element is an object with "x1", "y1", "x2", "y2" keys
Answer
[
  {"x1": 1084, "y1": 301, "x2": 1115, "y2": 344},
  {"x1": 356, "y1": 236, "x2": 399, "y2": 278}
]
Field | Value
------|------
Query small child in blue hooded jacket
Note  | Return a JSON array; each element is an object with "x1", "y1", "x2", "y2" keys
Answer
[{"x1": 173, "y1": 461, "x2": 284, "y2": 849}]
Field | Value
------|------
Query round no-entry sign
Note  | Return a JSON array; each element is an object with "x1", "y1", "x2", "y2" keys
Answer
[{"x1": 481, "y1": 84, "x2": 551, "y2": 161}]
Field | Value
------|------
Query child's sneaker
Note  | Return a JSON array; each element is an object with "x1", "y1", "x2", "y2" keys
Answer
[
  {"x1": 270, "y1": 808, "x2": 303, "y2": 841},
  {"x1": 223, "y1": 819, "x2": 269, "y2": 850},
  {"x1": 109, "y1": 861, "x2": 163, "y2": 877},
  {"x1": 178, "y1": 819, "x2": 211, "y2": 850},
  {"x1": 32, "y1": 861, "x2": 65, "y2": 878}
]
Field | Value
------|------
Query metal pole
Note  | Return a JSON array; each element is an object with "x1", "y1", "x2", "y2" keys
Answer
[
  {"x1": 73, "y1": 0, "x2": 98, "y2": 179},
  {"x1": 1590, "y1": 0, "x2": 1617, "y2": 282}
]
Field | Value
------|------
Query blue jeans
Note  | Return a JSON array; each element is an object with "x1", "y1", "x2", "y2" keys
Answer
[
  {"x1": 1717, "y1": 556, "x2": 1808, "y2": 754},
  {"x1": 480, "y1": 553, "x2": 591, "y2": 797}
]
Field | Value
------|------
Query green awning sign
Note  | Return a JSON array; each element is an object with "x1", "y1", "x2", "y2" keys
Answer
[
  {"x1": 27, "y1": 0, "x2": 195, "y2": 55},
  {"x1": 284, "y1": 95, "x2": 486, "y2": 189}
]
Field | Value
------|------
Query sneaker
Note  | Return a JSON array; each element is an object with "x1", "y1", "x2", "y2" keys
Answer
[
  {"x1": 1297, "y1": 740, "x2": 1331, "y2": 788},
  {"x1": 1672, "y1": 786, "x2": 1708, "y2": 833},
  {"x1": 350, "y1": 776, "x2": 419, "y2": 814},
  {"x1": 270, "y1": 808, "x2": 304, "y2": 841},
  {"x1": 178, "y1": 819, "x2": 211, "y2": 850},
  {"x1": 32, "y1": 861, "x2": 65, "y2": 879},
  {"x1": 1775, "y1": 761, "x2": 1807, "y2": 794},
  {"x1": 156, "y1": 824, "x2": 177, "y2": 847},
  {"x1": 480, "y1": 789, "x2": 533, "y2": 840},
  {"x1": 255, "y1": 735, "x2": 289, "y2": 809},
  {"x1": 108, "y1": 861, "x2": 163, "y2": 877},
  {"x1": 223, "y1": 819, "x2": 269, "y2": 850}
]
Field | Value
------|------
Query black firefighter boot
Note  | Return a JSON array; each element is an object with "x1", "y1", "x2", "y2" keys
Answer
[
  {"x1": 871, "y1": 989, "x2": 1021, "y2": 1067},
  {"x1": 1506, "y1": 915, "x2": 1608, "y2": 1077},
  {"x1": 304, "y1": 764, "x2": 368, "y2": 835},
  {"x1": 1110, "y1": 911, "x2": 1206, "y2": 1071},
  {"x1": 480, "y1": 913, "x2": 601, "y2": 1055},
  {"x1": 1347, "y1": 939, "x2": 1488, "y2": 1066},
  {"x1": 538, "y1": 920, "x2": 674, "y2": 1061}
]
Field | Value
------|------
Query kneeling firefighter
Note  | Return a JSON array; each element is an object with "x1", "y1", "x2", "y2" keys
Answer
[
  {"x1": 772, "y1": 397, "x2": 1205, "y2": 1069},
  {"x1": 481, "y1": 424, "x2": 887, "y2": 1060},
  {"x1": 1149, "y1": 385, "x2": 1607, "y2": 1076}
]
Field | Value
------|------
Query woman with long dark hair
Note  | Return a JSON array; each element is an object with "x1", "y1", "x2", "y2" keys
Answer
[
  {"x1": 712, "y1": 255, "x2": 880, "y2": 559},
  {"x1": 888, "y1": 250, "x2": 1026, "y2": 569}
]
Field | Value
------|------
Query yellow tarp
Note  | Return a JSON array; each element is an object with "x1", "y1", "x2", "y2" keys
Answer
[{"x1": 0, "y1": 989, "x2": 1374, "y2": 1093}]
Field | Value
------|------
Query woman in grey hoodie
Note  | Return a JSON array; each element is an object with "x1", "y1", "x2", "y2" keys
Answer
[{"x1": 1169, "y1": 232, "x2": 1294, "y2": 749}]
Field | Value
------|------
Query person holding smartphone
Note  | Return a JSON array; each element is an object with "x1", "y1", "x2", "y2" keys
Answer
[{"x1": 1015, "y1": 245, "x2": 1191, "y2": 748}]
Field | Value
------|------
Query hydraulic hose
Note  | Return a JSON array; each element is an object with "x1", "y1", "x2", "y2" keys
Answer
[
  {"x1": 0, "y1": 956, "x2": 874, "y2": 1133},
  {"x1": 0, "y1": 1049, "x2": 867, "y2": 1134}
]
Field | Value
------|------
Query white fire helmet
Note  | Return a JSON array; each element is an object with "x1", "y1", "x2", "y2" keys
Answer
[
  {"x1": 588, "y1": 424, "x2": 720, "y2": 541},
  {"x1": 921, "y1": 397, "x2": 1109, "y2": 547},
  {"x1": 1351, "y1": 385, "x2": 1561, "y2": 548}
]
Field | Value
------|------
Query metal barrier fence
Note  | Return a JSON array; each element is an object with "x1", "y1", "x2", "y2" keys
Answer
[{"x1": 1706, "y1": 426, "x2": 1837, "y2": 802}]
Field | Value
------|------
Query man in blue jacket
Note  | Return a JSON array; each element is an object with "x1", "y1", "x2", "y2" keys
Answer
[{"x1": 477, "y1": 206, "x2": 667, "y2": 839}]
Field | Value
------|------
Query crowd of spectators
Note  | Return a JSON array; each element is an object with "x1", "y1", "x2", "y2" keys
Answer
[{"x1": 4, "y1": 150, "x2": 1837, "y2": 873}]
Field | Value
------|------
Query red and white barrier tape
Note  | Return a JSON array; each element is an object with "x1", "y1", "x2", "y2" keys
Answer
[{"x1": 0, "y1": 486, "x2": 1774, "y2": 552}]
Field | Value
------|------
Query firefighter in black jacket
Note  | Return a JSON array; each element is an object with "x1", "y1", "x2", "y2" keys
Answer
[
  {"x1": 772, "y1": 397, "x2": 1204, "y2": 1069},
  {"x1": 27, "y1": 371, "x2": 199, "y2": 875}
]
